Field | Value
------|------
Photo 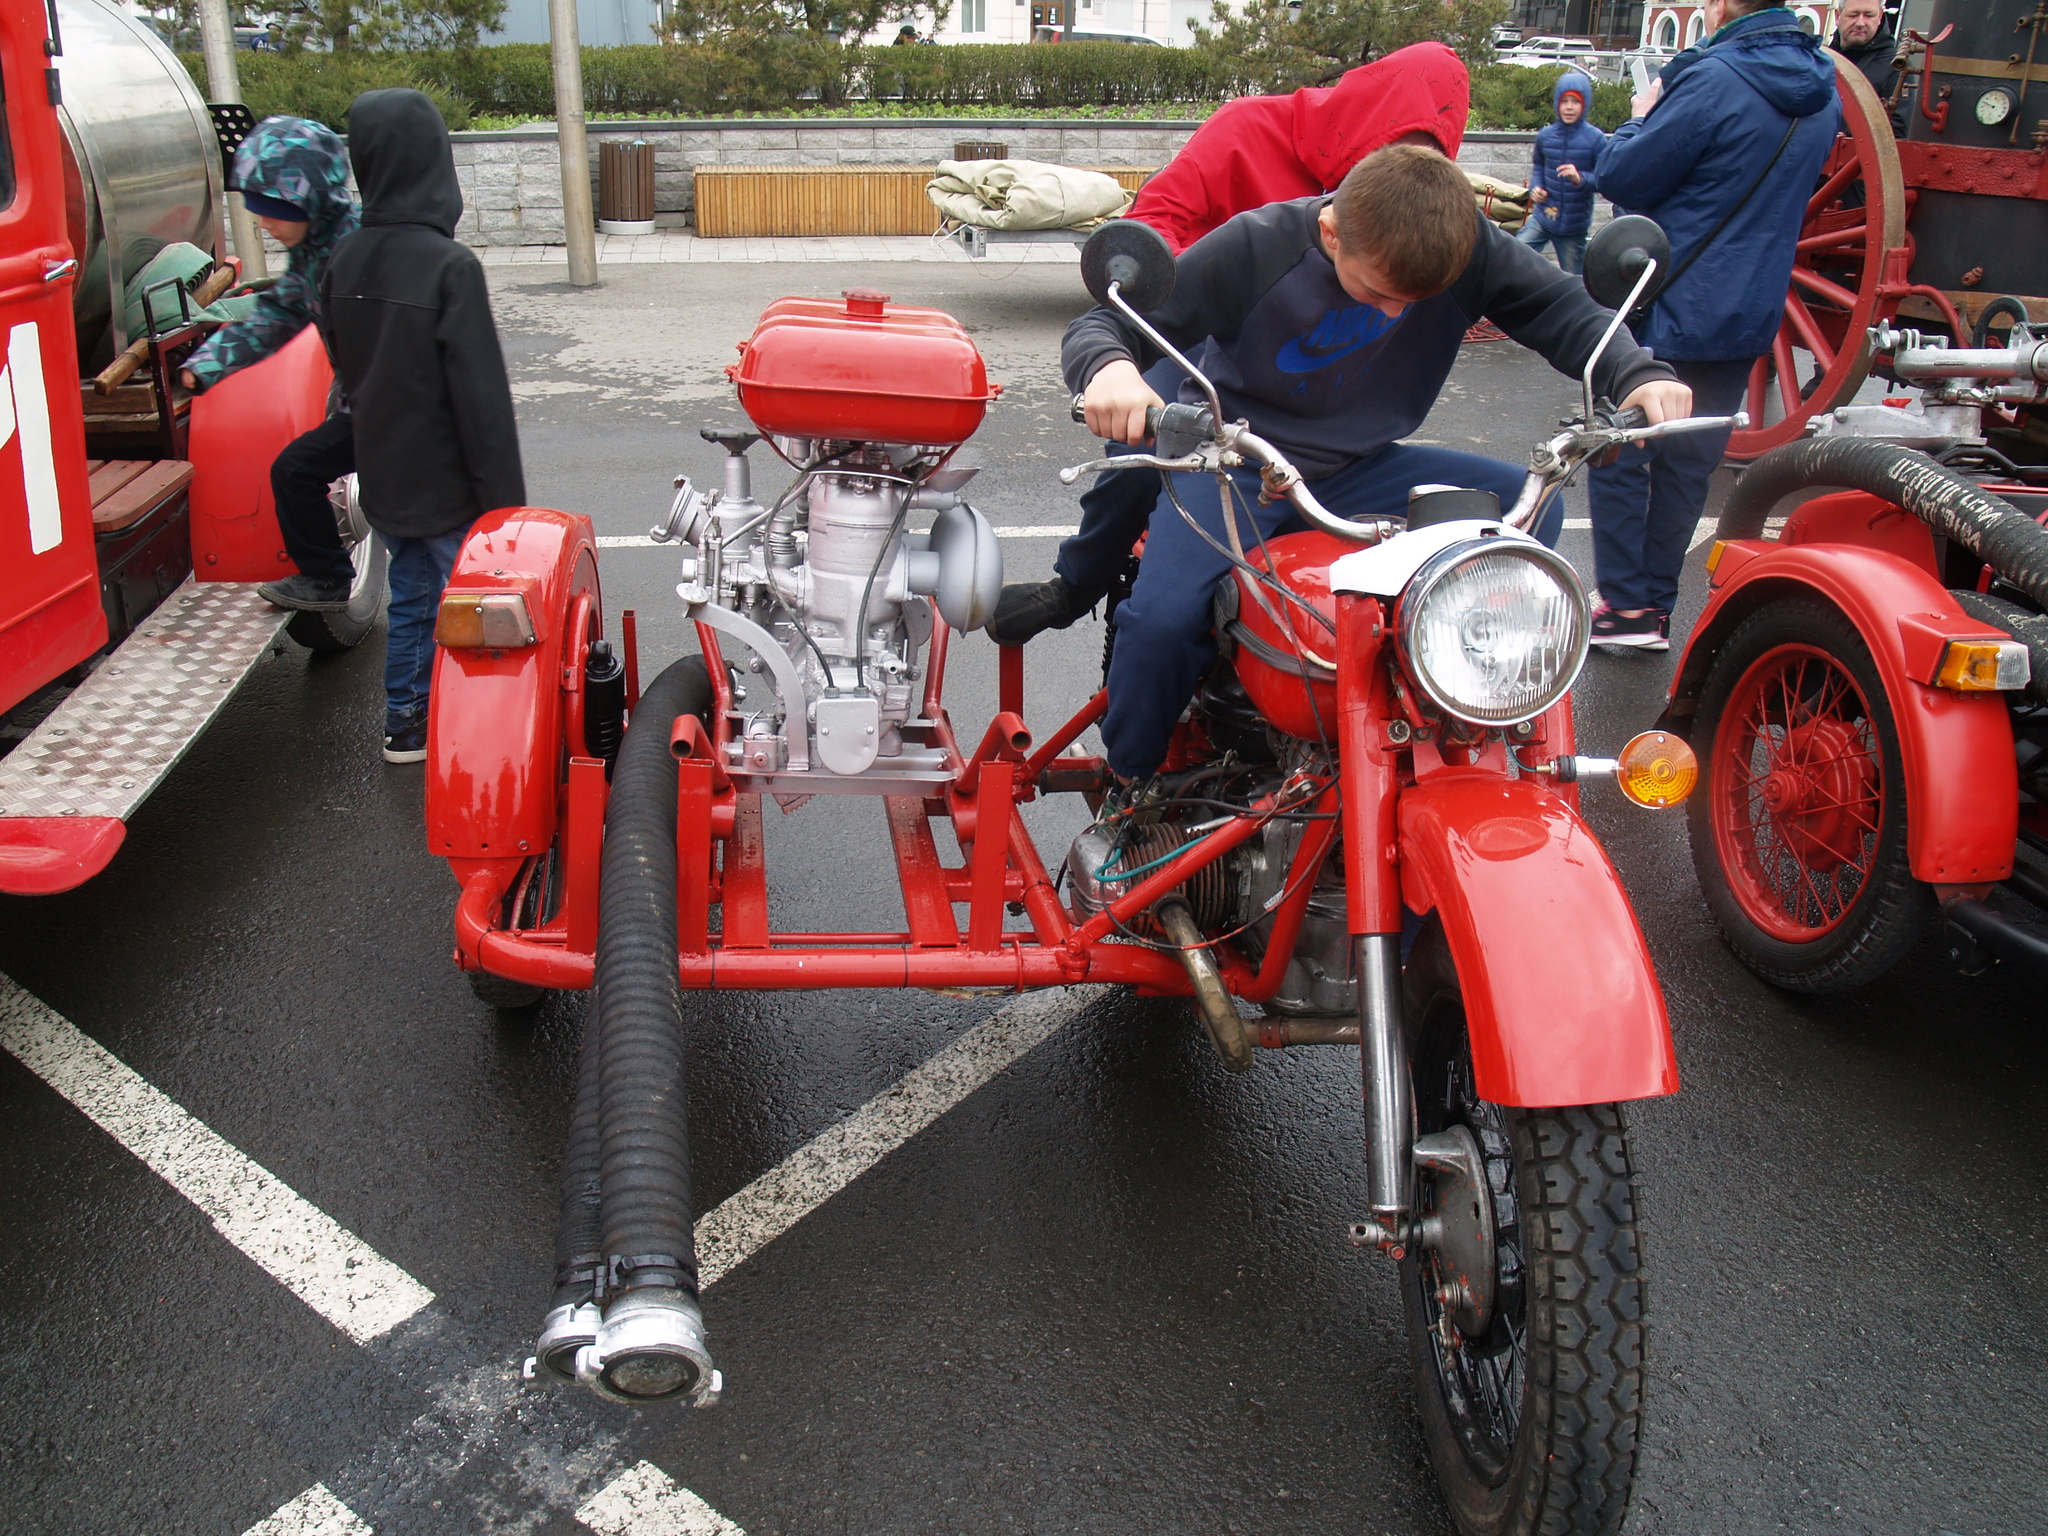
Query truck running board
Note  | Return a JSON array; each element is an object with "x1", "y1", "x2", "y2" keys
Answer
[{"x1": 0, "y1": 579, "x2": 288, "y2": 894}]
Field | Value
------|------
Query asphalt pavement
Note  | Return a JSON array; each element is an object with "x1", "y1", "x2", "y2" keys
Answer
[{"x1": 1, "y1": 258, "x2": 2043, "y2": 1536}]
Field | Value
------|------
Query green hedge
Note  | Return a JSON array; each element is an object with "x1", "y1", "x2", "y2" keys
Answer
[
  {"x1": 197, "y1": 42, "x2": 1236, "y2": 128},
  {"x1": 198, "y1": 46, "x2": 1630, "y2": 133},
  {"x1": 1469, "y1": 63, "x2": 1632, "y2": 132}
]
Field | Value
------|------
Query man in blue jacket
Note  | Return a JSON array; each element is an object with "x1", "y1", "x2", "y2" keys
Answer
[
  {"x1": 1585, "y1": 0, "x2": 1836, "y2": 649},
  {"x1": 1520, "y1": 70, "x2": 1605, "y2": 275}
]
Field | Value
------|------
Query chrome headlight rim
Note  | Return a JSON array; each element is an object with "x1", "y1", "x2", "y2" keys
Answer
[{"x1": 1394, "y1": 535, "x2": 1590, "y2": 726}]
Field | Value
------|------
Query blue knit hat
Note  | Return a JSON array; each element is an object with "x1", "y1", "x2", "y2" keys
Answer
[{"x1": 239, "y1": 188, "x2": 308, "y2": 222}]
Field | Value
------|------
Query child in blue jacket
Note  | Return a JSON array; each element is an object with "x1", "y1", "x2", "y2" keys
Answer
[{"x1": 1520, "y1": 71, "x2": 1605, "y2": 275}]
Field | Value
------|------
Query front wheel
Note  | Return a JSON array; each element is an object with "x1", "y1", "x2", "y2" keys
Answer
[
  {"x1": 1687, "y1": 597, "x2": 1931, "y2": 992},
  {"x1": 1400, "y1": 923, "x2": 1643, "y2": 1536}
]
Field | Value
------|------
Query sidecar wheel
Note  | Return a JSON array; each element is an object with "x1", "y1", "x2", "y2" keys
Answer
[
  {"x1": 1688, "y1": 597, "x2": 1930, "y2": 994},
  {"x1": 1400, "y1": 923, "x2": 1643, "y2": 1536},
  {"x1": 286, "y1": 530, "x2": 389, "y2": 653}
]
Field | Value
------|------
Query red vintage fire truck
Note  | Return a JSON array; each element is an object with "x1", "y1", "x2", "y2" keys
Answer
[{"x1": 0, "y1": 0, "x2": 380, "y2": 895}]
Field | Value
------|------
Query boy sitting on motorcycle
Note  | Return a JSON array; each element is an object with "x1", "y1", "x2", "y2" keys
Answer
[{"x1": 1051, "y1": 143, "x2": 1692, "y2": 783}]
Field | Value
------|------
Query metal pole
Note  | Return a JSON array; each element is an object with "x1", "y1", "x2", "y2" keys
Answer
[
  {"x1": 548, "y1": 0, "x2": 599, "y2": 287},
  {"x1": 192, "y1": 0, "x2": 267, "y2": 281}
]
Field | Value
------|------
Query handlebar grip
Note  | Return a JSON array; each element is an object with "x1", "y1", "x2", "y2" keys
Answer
[
  {"x1": 1612, "y1": 405, "x2": 1650, "y2": 431},
  {"x1": 1070, "y1": 393, "x2": 1088, "y2": 423}
]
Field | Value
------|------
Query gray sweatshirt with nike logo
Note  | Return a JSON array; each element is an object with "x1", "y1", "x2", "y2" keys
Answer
[{"x1": 1060, "y1": 196, "x2": 1673, "y2": 481}]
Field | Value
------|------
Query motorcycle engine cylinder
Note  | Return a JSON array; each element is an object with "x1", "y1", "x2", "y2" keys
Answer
[{"x1": 1073, "y1": 823, "x2": 1235, "y2": 931}]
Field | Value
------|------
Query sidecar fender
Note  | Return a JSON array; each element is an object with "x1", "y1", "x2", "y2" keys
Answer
[
  {"x1": 425, "y1": 507, "x2": 600, "y2": 862},
  {"x1": 1667, "y1": 541, "x2": 2018, "y2": 885},
  {"x1": 1397, "y1": 773, "x2": 1679, "y2": 1108}
]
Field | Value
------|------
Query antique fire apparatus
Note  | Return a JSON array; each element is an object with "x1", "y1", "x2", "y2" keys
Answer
[{"x1": 0, "y1": 0, "x2": 380, "y2": 896}]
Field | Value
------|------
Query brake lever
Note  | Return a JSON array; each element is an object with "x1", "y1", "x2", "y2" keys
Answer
[
  {"x1": 1615, "y1": 411, "x2": 1749, "y2": 443},
  {"x1": 1058, "y1": 451, "x2": 1210, "y2": 485}
]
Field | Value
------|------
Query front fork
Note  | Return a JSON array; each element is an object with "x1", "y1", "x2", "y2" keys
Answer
[{"x1": 1335, "y1": 594, "x2": 1417, "y2": 1255}]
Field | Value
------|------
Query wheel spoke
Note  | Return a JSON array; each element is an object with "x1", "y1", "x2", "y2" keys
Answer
[
  {"x1": 1782, "y1": 293, "x2": 1838, "y2": 373},
  {"x1": 1791, "y1": 264, "x2": 1861, "y2": 311},
  {"x1": 1794, "y1": 223, "x2": 1867, "y2": 256},
  {"x1": 1807, "y1": 150, "x2": 1861, "y2": 219},
  {"x1": 1747, "y1": 355, "x2": 1771, "y2": 423},
  {"x1": 1773, "y1": 331, "x2": 1804, "y2": 425}
]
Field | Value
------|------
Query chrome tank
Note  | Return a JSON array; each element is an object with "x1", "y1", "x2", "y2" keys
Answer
[{"x1": 57, "y1": 0, "x2": 225, "y2": 369}]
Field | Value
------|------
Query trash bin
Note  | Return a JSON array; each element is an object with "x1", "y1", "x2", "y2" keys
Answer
[{"x1": 598, "y1": 140, "x2": 656, "y2": 236}]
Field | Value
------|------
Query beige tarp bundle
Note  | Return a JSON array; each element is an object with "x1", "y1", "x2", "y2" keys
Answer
[
  {"x1": 927, "y1": 159, "x2": 1133, "y2": 232},
  {"x1": 1468, "y1": 172, "x2": 1534, "y2": 233}
]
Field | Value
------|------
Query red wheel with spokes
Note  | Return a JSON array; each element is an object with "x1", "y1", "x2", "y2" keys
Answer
[
  {"x1": 1723, "y1": 52, "x2": 1907, "y2": 461},
  {"x1": 1688, "y1": 598, "x2": 1933, "y2": 993}
]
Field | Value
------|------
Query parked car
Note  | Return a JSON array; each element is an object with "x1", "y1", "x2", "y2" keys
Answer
[
  {"x1": 1031, "y1": 24, "x2": 1163, "y2": 42},
  {"x1": 1498, "y1": 35, "x2": 1600, "y2": 67}
]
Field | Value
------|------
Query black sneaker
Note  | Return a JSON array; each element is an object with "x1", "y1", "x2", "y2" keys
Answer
[
  {"x1": 258, "y1": 573, "x2": 353, "y2": 612},
  {"x1": 383, "y1": 712, "x2": 428, "y2": 765},
  {"x1": 986, "y1": 576, "x2": 1095, "y2": 647},
  {"x1": 1590, "y1": 604, "x2": 1670, "y2": 652}
]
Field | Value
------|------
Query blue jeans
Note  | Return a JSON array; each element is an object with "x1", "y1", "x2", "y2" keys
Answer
[
  {"x1": 1518, "y1": 219, "x2": 1587, "y2": 275},
  {"x1": 1585, "y1": 357, "x2": 1751, "y2": 615},
  {"x1": 382, "y1": 525, "x2": 472, "y2": 729},
  {"x1": 1102, "y1": 441, "x2": 1529, "y2": 779}
]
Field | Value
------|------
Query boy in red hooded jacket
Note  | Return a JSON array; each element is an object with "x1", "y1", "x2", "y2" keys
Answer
[{"x1": 986, "y1": 43, "x2": 1472, "y2": 645}]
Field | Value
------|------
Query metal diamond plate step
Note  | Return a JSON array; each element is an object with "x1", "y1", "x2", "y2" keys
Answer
[{"x1": 0, "y1": 579, "x2": 288, "y2": 823}]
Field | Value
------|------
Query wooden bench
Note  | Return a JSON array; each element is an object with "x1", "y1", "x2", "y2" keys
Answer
[
  {"x1": 692, "y1": 164, "x2": 1154, "y2": 238},
  {"x1": 88, "y1": 458, "x2": 194, "y2": 533}
]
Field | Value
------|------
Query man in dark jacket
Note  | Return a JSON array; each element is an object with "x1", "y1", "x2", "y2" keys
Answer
[
  {"x1": 1829, "y1": 0, "x2": 1906, "y2": 128},
  {"x1": 1065, "y1": 145, "x2": 1689, "y2": 781},
  {"x1": 260, "y1": 88, "x2": 526, "y2": 763},
  {"x1": 1584, "y1": 0, "x2": 1835, "y2": 649},
  {"x1": 1519, "y1": 69, "x2": 1606, "y2": 274}
]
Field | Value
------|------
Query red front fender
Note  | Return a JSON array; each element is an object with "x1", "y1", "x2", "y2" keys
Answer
[{"x1": 1398, "y1": 773, "x2": 1679, "y2": 1108}]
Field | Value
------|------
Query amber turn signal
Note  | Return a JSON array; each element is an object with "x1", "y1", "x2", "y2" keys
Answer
[
  {"x1": 1614, "y1": 731, "x2": 1697, "y2": 809},
  {"x1": 436, "y1": 590, "x2": 538, "y2": 648},
  {"x1": 1935, "y1": 638, "x2": 2029, "y2": 693}
]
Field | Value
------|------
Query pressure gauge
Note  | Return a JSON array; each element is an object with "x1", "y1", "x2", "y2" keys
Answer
[{"x1": 1976, "y1": 87, "x2": 2017, "y2": 127}]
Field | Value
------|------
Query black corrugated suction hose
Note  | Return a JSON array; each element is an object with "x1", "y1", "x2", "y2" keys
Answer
[
  {"x1": 1952, "y1": 589, "x2": 2048, "y2": 706},
  {"x1": 1717, "y1": 437, "x2": 2048, "y2": 614},
  {"x1": 596, "y1": 654, "x2": 713, "y2": 1308},
  {"x1": 555, "y1": 988, "x2": 605, "y2": 1312}
]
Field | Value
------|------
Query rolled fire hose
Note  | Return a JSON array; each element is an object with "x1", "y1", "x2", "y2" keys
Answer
[
  {"x1": 588, "y1": 654, "x2": 717, "y2": 1403},
  {"x1": 1717, "y1": 437, "x2": 2048, "y2": 616}
]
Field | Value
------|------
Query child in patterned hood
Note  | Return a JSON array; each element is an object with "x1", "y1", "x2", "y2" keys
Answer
[{"x1": 180, "y1": 116, "x2": 357, "y2": 393}]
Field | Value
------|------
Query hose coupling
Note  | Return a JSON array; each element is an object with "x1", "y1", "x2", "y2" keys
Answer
[
  {"x1": 528, "y1": 1301, "x2": 602, "y2": 1385},
  {"x1": 579, "y1": 1291, "x2": 722, "y2": 1407}
]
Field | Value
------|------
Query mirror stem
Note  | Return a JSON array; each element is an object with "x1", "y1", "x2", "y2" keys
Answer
[
  {"x1": 1582, "y1": 257, "x2": 1661, "y2": 423},
  {"x1": 1105, "y1": 281, "x2": 1228, "y2": 434}
]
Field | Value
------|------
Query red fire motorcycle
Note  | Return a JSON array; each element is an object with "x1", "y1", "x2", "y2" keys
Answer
[{"x1": 429, "y1": 219, "x2": 1732, "y2": 1535}]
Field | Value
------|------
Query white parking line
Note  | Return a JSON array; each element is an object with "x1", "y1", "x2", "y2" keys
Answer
[
  {"x1": 695, "y1": 989, "x2": 1080, "y2": 1288},
  {"x1": 578, "y1": 1462, "x2": 746, "y2": 1536},
  {"x1": 235, "y1": 989, "x2": 1085, "y2": 1535},
  {"x1": 0, "y1": 974, "x2": 435, "y2": 1346},
  {"x1": 240, "y1": 1484, "x2": 374, "y2": 1536}
]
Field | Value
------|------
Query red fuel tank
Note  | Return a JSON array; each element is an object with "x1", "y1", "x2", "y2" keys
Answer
[{"x1": 727, "y1": 288, "x2": 999, "y2": 447}]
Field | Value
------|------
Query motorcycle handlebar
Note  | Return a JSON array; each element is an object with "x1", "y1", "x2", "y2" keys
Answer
[{"x1": 1069, "y1": 392, "x2": 1216, "y2": 445}]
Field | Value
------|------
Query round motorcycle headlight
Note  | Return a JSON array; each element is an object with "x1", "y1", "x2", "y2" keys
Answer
[{"x1": 1396, "y1": 537, "x2": 1590, "y2": 725}]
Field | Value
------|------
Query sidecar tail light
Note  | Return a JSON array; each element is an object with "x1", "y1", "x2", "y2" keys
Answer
[
  {"x1": 1935, "y1": 638, "x2": 2029, "y2": 693},
  {"x1": 437, "y1": 590, "x2": 538, "y2": 649},
  {"x1": 1614, "y1": 731, "x2": 1696, "y2": 809}
]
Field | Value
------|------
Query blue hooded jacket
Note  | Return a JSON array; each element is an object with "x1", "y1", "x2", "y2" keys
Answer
[
  {"x1": 1593, "y1": 6, "x2": 1837, "y2": 362},
  {"x1": 1528, "y1": 71, "x2": 1606, "y2": 238}
]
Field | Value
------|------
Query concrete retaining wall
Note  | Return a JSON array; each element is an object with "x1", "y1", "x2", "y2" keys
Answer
[{"x1": 448, "y1": 121, "x2": 1537, "y2": 247}]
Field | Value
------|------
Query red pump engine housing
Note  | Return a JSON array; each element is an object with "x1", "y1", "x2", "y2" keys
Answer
[{"x1": 726, "y1": 288, "x2": 1000, "y2": 446}]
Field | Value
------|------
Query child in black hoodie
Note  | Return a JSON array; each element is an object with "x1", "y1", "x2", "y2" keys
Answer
[{"x1": 269, "y1": 88, "x2": 526, "y2": 763}]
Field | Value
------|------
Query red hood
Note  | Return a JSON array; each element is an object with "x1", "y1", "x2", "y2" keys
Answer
[{"x1": 1293, "y1": 42, "x2": 1470, "y2": 187}]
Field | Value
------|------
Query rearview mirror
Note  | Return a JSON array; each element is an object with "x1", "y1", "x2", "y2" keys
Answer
[
  {"x1": 1582, "y1": 215, "x2": 1671, "y2": 312},
  {"x1": 1081, "y1": 219, "x2": 1176, "y2": 313}
]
